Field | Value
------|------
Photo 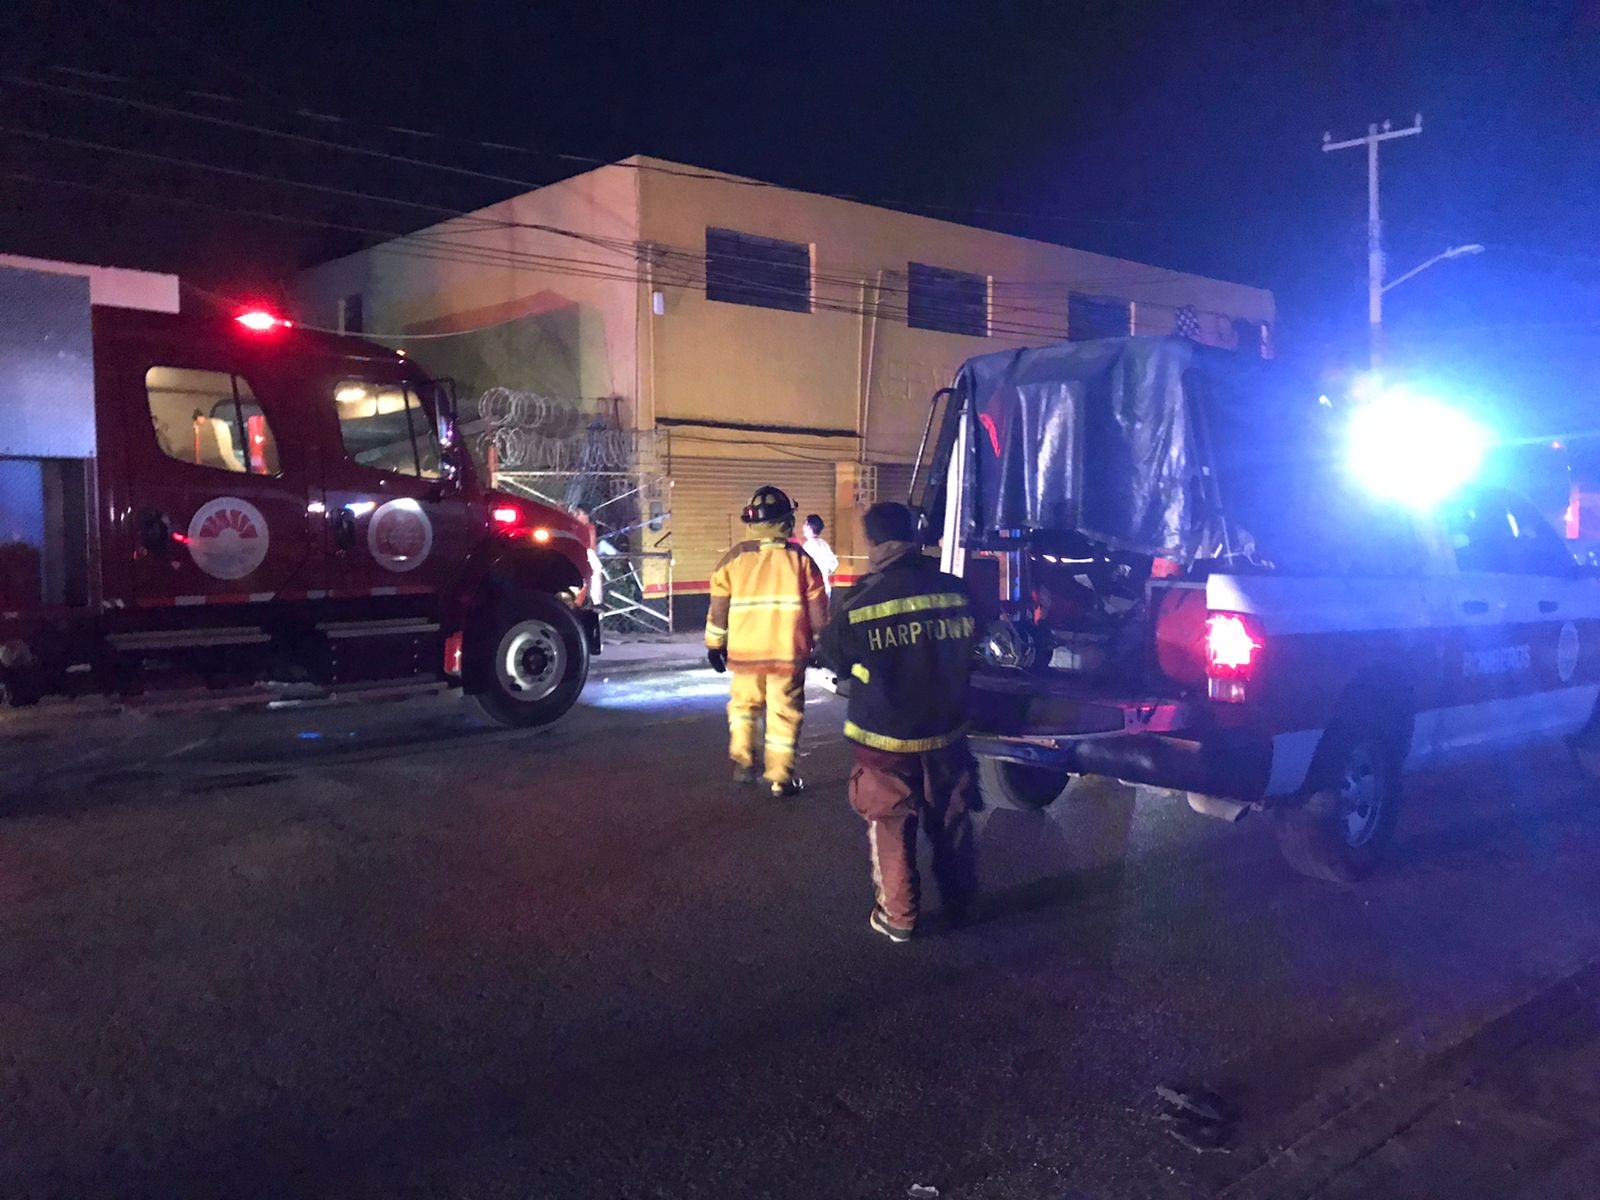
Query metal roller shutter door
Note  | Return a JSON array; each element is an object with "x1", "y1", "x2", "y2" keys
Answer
[
  {"x1": 666, "y1": 458, "x2": 836, "y2": 590},
  {"x1": 874, "y1": 462, "x2": 916, "y2": 507}
]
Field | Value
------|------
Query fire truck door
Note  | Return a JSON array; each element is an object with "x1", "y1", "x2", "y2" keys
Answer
[
  {"x1": 318, "y1": 377, "x2": 473, "y2": 607},
  {"x1": 121, "y1": 358, "x2": 317, "y2": 607}
]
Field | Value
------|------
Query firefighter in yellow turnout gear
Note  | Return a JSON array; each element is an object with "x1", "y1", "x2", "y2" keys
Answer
[{"x1": 705, "y1": 486, "x2": 829, "y2": 797}]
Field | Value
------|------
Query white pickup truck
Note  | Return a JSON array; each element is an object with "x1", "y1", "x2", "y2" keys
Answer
[{"x1": 914, "y1": 337, "x2": 1600, "y2": 883}]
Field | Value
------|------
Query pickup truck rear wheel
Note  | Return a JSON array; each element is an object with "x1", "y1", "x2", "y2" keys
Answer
[
  {"x1": 976, "y1": 756, "x2": 1074, "y2": 811},
  {"x1": 1275, "y1": 728, "x2": 1400, "y2": 885},
  {"x1": 466, "y1": 594, "x2": 589, "y2": 728}
]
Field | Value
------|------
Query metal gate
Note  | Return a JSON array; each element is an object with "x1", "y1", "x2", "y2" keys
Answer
[{"x1": 665, "y1": 457, "x2": 836, "y2": 625}]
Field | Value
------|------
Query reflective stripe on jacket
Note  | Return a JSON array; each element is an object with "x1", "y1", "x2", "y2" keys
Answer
[
  {"x1": 706, "y1": 538, "x2": 829, "y2": 674},
  {"x1": 819, "y1": 542, "x2": 976, "y2": 753}
]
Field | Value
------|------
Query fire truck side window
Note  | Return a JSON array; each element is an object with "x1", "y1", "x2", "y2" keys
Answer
[
  {"x1": 333, "y1": 381, "x2": 442, "y2": 479},
  {"x1": 144, "y1": 367, "x2": 281, "y2": 476}
]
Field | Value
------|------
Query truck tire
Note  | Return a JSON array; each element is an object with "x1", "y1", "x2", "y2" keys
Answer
[
  {"x1": 0, "y1": 673, "x2": 42, "y2": 708},
  {"x1": 466, "y1": 594, "x2": 589, "y2": 728},
  {"x1": 1275, "y1": 723, "x2": 1401, "y2": 885},
  {"x1": 976, "y1": 756, "x2": 1075, "y2": 811}
]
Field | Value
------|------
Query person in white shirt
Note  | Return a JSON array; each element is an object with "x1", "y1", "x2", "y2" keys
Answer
[
  {"x1": 800, "y1": 514, "x2": 839, "y2": 595},
  {"x1": 570, "y1": 504, "x2": 605, "y2": 607}
]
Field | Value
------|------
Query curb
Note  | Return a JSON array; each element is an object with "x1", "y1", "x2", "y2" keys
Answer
[
  {"x1": 1218, "y1": 955, "x2": 1600, "y2": 1200},
  {"x1": 589, "y1": 654, "x2": 710, "y2": 679}
]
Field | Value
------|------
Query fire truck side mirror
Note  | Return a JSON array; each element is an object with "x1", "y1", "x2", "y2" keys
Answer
[
  {"x1": 429, "y1": 455, "x2": 461, "y2": 503},
  {"x1": 137, "y1": 509, "x2": 173, "y2": 556},
  {"x1": 331, "y1": 509, "x2": 358, "y2": 553}
]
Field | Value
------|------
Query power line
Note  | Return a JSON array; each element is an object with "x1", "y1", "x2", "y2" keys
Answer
[
  {"x1": 2, "y1": 124, "x2": 644, "y2": 262},
  {"x1": 3, "y1": 125, "x2": 485, "y2": 221},
  {"x1": 7, "y1": 144, "x2": 1260, "y2": 339},
  {"x1": 7, "y1": 124, "x2": 1241, "y2": 315},
  {"x1": 6, "y1": 77, "x2": 1267, "y2": 299},
  {"x1": 25, "y1": 65, "x2": 1189, "y2": 234},
  {"x1": 87, "y1": 0, "x2": 301, "y2": 109},
  {"x1": 4, "y1": 172, "x2": 664, "y2": 295},
  {"x1": 6, "y1": 74, "x2": 564, "y2": 198},
  {"x1": 12, "y1": 168, "x2": 1241, "y2": 345}
]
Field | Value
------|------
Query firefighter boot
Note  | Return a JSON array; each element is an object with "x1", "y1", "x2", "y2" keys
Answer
[{"x1": 762, "y1": 671, "x2": 807, "y2": 796}]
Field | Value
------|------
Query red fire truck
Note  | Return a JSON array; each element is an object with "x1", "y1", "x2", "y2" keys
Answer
[
  {"x1": 0, "y1": 258, "x2": 597, "y2": 726},
  {"x1": 914, "y1": 337, "x2": 1600, "y2": 883}
]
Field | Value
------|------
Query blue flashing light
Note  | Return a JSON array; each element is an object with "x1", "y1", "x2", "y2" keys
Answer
[{"x1": 1347, "y1": 385, "x2": 1490, "y2": 509}]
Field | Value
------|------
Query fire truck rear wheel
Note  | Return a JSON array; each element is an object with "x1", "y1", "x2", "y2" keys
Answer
[
  {"x1": 976, "y1": 757, "x2": 1074, "y2": 811},
  {"x1": 467, "y1": 594, "x2": 589, "y2": 728},
  {"x1": 1275, "y1": 726, "x2": 1401, "y2": 885}
]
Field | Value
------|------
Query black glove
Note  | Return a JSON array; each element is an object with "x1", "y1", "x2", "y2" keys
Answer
[{"x1": 707, "y1": 647, "x2": 727, "y2": 673}]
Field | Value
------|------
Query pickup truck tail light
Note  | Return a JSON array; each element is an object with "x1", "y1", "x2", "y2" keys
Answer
[{"x1": 1205, "y1": 612, "x2": 1262, "y2": 704}]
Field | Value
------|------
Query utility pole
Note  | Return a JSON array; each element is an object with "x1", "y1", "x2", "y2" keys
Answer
[{"x1": 1323, "y1": 115, "x2": 1422, "y2": 368}]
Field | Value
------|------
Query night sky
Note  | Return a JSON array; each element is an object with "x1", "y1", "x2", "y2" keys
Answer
[{"x1": 5, "y1": 1, "x2": 1600, "y2": 441}]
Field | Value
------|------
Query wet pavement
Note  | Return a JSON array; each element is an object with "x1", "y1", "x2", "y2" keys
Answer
[{"x1": 3, "y1": 667, "x2": 1600, "y2": 1197}]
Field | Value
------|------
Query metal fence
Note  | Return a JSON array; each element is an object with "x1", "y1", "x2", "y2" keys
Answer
[
  {"x1": 594, "y1": 551, "x2": 673, "y2": 633},
  {"x1": 474, "y1": 387, "x2": 673, "y2": 631}
]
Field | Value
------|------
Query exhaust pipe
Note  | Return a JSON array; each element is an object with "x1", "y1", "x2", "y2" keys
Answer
[{"x1": 1185, "y1": 791, "x2": 1252, "y2": 823}]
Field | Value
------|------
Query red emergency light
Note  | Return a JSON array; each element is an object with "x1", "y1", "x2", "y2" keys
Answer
[
  {"x1": 489, "y1": 502, "x2": 552, "y2": 545},
  {"x1": 1205, "y1": 612, "x2": 1262, "y2": 704},
  {"x1": 235, "y1": 309, "x2": 293, "y2": 332}
]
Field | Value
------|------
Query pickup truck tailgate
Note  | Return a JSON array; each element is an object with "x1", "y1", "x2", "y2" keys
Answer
[{"x1": 969, "y1": 668, "x2": 1194, "y2": 738}]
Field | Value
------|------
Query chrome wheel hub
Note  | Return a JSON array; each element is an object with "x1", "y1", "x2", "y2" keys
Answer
[
  {"x1": 498, "y1": 620, "x2": 565, "y2": 703},
  {"x1": 1338, "y1": 745, "x2": 1383, "y2": 848}
]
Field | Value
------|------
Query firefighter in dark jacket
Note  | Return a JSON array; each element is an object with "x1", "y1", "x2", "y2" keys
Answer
[{"x1": 819, "y1": 501, "x2": 979, "y2": 943}]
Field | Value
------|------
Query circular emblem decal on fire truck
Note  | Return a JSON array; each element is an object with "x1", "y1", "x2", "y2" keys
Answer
[
  {"x1": 367, "y1": 498, "x2": 433, "y2": 572},
  {"x1": 187, "y1": 497, "x2": 270, "y2": 581},
  {"x1": 1559, "y1": 621, "x2": 1581, "y2": 684}
]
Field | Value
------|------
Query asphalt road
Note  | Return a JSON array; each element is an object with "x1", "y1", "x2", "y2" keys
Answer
[{"x1": 4, "y1": 668, "x2": 1600, "y2": 1198}]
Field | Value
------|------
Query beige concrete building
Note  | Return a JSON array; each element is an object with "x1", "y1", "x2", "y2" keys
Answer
[{"x1": 294, "y1": 156, "x2": 1274, "y2": 628}]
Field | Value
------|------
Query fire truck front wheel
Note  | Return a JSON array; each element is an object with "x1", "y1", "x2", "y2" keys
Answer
[
  {"x1": 1275, "y1": 722, "x2": 1402, "y2": 885},
  {"x1": 466, "y1": 594, "x2": 590, "y2": 728}
]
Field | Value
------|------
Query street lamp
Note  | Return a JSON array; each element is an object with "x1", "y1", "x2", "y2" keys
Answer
[
  {"x1": 1368, "y1": 243, "x2": 1484, "y2": 368},
  {"x1": 1382, "y1": 243, "x2": 1485, "y2": 294}
]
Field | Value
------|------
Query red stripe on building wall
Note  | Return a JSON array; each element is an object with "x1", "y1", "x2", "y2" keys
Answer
[
  {"x1": 646, "y1": 574, "x2": 869, "y2": 597},
  {"x1": 644, "y1": 580, "x2": 712, "y2": 597}
]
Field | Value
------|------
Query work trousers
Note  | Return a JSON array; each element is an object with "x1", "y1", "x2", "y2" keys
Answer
[
  {"x1": 727, "y1": 669, "x2": 807, "y2": 783},
  {"x1": 848, "y1": 742, "x2": 978, "y2": 929}
]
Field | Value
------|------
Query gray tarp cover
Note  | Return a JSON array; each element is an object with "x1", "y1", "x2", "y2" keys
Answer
[{"x1": 956, "y1": 336, "x2": 1261, "y2": 558}]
